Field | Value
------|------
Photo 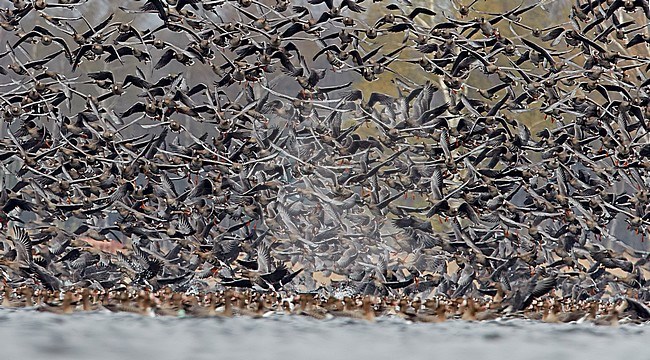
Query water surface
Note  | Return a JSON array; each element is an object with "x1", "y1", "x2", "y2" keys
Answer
[{"x1": 0, "y1": 309, "x2": 647, "y2": 360}]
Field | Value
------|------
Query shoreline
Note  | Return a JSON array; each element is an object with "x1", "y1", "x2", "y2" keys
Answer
[{"x1": 2, "y1": 286, "x2": 648, "y2": 325}]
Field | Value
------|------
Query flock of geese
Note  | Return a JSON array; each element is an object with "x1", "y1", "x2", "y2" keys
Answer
[{"x1": 1, "y1": 0, "x2": 650, "y2": 323}]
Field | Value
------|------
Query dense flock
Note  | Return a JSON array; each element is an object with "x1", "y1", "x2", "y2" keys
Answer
[{"x1": 1, "y1": 0, "x2": 650, "y2": 321}]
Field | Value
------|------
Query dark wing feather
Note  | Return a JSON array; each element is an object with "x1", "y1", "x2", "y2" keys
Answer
[{"x1": 153, "y1": 49, "x2": 175, "y2": 70}]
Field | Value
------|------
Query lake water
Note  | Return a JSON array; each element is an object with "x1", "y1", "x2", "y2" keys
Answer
[{"x1": 0, "y1": 309, "x2": 648, "y2": 360}]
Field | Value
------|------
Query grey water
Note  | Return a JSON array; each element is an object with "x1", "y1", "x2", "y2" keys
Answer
[{"x1": 0, "y1": 309, "x2": 648, "y2": 360}]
